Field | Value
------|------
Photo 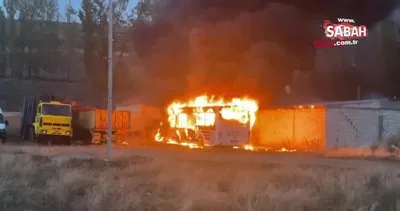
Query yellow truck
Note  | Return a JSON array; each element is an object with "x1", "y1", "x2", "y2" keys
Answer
[{"x1": 20, "y1": 96, "x2": 73, "y2": 145}]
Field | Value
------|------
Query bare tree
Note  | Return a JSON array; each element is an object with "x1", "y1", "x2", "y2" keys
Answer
[
  {"x1": 65, "y1": 0, "x2": 76, "y2": 23},
  {"x1": 130, "y1": 0, "x2": 154, "y2": 24},
  {"x1": 0, "y1": 6, "x2": 6, "y2": 76},
  {"x1": 0, "y1": 6, "x2": 5, "y2": 52},
  {"x1": 8, "y1": 0, "x2": 61, "y2": 78},
  {"x1": 3, "y1": 0, "x2": 18, "y2": 52},
  {"x1": 79, "y1": 0, "x2": 133, "y2": 93},
  {"x1": 45, "y1": 0, "x2": 58, "y2": 21}
]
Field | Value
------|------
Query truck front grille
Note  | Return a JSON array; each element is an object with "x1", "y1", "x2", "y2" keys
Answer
[{"x1": 43, "y1": 123, "x2": 70, "y2": 127}]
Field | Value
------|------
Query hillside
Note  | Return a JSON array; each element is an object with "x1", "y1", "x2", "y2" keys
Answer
[{"x1": 0, "y1": 78, "x2": 106, "y2": 111}]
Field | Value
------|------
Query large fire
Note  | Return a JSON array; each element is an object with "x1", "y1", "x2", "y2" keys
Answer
[
  {"x1": 167, "y1": 95, "x2": 258, "y2": 129},
  {"x1": 154, "y1": 95, "x2": 258, "y2": 148},
  {"x1": 154, "y1": 95, "x2": 297, "y2": 153}
]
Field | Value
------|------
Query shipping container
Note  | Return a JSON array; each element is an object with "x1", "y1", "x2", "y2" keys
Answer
[
  {"x1": 71, "y1": 108, "x2": 130, "y2": 144},
  {"x1": 74, "y1": 109, "x2": 130, "y2": 131},
  {"x1": 116, "y1": 104, "x2": 162, "y2": 131},
  {"x1": 254, "y1": 106, "x2": 326, "y2": 151},
  {"x1": 115, "y1": 104, "x2": 163, "y2": 144}
]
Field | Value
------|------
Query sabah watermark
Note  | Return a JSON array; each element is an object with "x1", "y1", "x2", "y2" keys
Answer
[
  {"x1": 314, "y1": 39, "x2": 359, "y2": 48},
  {"x1": 313, "y1": 18, "x2": 368, "y2": 48}
]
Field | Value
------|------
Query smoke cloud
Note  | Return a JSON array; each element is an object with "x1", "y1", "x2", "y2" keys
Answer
[{"x1": 132, "y1": 0, "x2": 397, "y2": 105}]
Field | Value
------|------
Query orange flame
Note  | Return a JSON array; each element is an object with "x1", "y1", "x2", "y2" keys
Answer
[
  {"x1": 153, "y1": 95, "x2": 296, "y2": 153},
  {"x1": 167, "y1": 95, "x2": 258, "y2": 129},
  {"x1": 154, "y1": 95, "x2": 258, "y2": 149}
]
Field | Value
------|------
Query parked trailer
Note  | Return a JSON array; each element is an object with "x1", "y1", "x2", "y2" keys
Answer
[
  {"x1": 72, "y1": 108, "x2": 131, "y2": 144},
  {"x1": 116, "y1": 104, "x2": 164, "y2": 144}
]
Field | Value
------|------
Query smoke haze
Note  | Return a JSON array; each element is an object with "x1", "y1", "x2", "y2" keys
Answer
[{"x1": 131, "y1": 0, "x2": 397, "y2": 105}]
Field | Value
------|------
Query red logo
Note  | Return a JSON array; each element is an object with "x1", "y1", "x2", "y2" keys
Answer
[
  {"x1": 313, "y1": 39, "x2": 340, "y2": 48},
  {"x1": 313, "y1": 19, "x2": 365, "y2": 49},
  {"x1": 323, "y1": 20, "x2": 367, "y2": 40}
]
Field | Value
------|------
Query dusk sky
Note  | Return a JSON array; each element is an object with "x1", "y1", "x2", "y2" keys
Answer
[
  {"x1": 1, "y1": 0, "x2": 140, "y2": 18},
  {"x1": 61, "y1": 0, "x2": 139, "y2": 12}
]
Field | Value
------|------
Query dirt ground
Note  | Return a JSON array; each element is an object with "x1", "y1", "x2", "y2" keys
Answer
[
  {"x1": 1, "y1": 144, "x2": 398, "y2": 169},
  {"x1": 3, "y1": 112, "x2": 400, "y2": 210},
  {"x1": 0, "y1": 145, "x2": 400, "y2": 211},
  {"x1": 3, "y1": 111, "x2": 396, "y2": 159}
]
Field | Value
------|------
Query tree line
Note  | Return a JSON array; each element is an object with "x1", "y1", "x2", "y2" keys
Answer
[
  {"x1": 0, "y1": 0, "x2": 150, "y2": 101},
  {"x1": 1, "y1": 0, "x2": 399, "y2": 104}
]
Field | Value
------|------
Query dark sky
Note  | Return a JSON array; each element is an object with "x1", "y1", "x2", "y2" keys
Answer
[
  {"x1": 132, "y1": 0, "x2": 398, "y2": 103},
  {"x1": 154, "y1": 0, "x2": 397, "y2": 57}
]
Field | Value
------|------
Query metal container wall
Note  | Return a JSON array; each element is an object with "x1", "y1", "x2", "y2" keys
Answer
[
  {"x1": 257, "y1": 109, "x2": 294, "y2": 149},
  {"x1": 20, "y1": 96, "x2": 38, "y2": 140},
  {"x1": 256, "y1": 107, "x2": 326, "y2": 151},
  {"x1": 256, "y1": 100, "x2": 400, "y2": 151},
  {"x1": 95, "y1": 109, "x2": 130, "y2": 130},
  {"x1": 294, "y1": 107, "x2": 326, "y2": 150},
  {"x1": 325, "y1": 107, "x2": 380, "y2": 148},
  {"x1": 77, "y1": 109, "x2": 130, "y2": 131},
  {"x1": 381, "y1": 109, "x2": 400, "y2": 139},
  {"x1": 116, "y1": 104, "x2": 163, "y2": 132}
]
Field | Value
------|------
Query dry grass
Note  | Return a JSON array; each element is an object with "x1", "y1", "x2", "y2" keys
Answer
[
  {"x1": 324, "y1": 133, "x2": 400, "y2": 160},
  {"x1": 1, "y1": 152, "x2": 400, "y2": 211},
  {"x1": 323, "y1": 147, "x2": 394, "y2": 159}
]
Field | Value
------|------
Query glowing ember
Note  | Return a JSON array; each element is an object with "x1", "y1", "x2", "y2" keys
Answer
[
  {"x1": 180, "y1": 142, "x2": 202, "y2": 149},
  {"x1": 243, "y1": 144, "x2": 255, "y2": 151},
  {"x1": 277, "y1": 147, "x2": 297, "y2": 152},
  {"x1": 155, "y1": 129, "x2": 163, "y2": 142},
  {"x1": 167, "y1": 139, "x2": 178, "y2": 145}
]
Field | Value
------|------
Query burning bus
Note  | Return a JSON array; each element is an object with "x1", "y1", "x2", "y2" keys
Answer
[{"x1": 154, "y1": 95, "x2": 258, "y2": 148}]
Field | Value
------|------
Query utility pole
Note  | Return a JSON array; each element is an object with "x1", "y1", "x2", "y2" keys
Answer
[{"x1": 106, "y1": 0, "x2": 113, "y2": 161}]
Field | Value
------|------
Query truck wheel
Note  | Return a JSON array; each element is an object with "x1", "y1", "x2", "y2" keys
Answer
[
  {"x1": 65, "y1": 137, "x2": 72, "y2": 146},
  {"x1": 38, "y1": 136, "x2": 49, "y2": 145},
  {"x1": 37, "y1": 136, "x2": 44, "y2": 145}
]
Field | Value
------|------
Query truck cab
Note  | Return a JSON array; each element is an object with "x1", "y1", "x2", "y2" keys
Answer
[
  {"x1": 33, "y1": 101, "x2": 72, "y2": 144},
  {"x1": 21, "y1": 96, "x2": 73, "y2": 145}
]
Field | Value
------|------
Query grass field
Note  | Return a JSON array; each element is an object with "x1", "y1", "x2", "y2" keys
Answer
[
  {"x1": 1, "y1": 149, "x2": 400, "y2": 211},
  {"x1": 3, "y1": 112, "x2": 400, "y2": 210}
]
